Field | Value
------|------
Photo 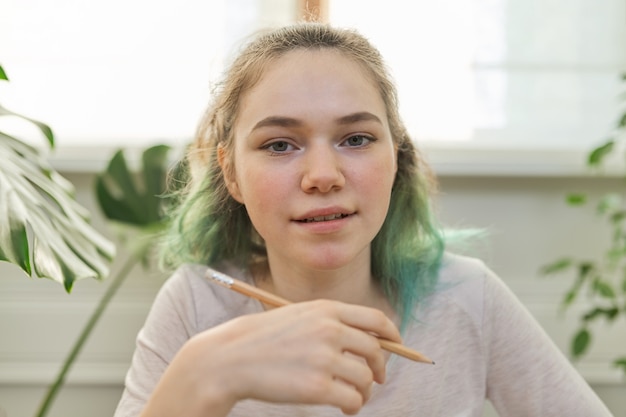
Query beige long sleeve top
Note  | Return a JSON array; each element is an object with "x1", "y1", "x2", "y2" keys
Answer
[{"x1": 114, "y1": 253, "x2": 613, "y2": 416}]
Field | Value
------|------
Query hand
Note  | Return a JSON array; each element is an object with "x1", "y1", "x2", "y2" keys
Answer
[{"x1": 143, "y1": 299, "x2": 401, "y2": 416}]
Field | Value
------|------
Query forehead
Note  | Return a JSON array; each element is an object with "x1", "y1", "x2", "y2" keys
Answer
[
  {"x1": 254, "y1": 48, "x2": 377, "y2": 92},
  {"x1": 266, "y1": 47, "x2": 374, "y2": 79},
  {"x1": 236, "y1": 49, "x2": 386, "y2": 126}
]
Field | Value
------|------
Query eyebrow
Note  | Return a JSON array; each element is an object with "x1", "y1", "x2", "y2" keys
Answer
[
  {"x1": 250, "y1": 111, "x2": 383, "y2": 131},
  {"x1": 336, "y1": 111, "x2": 382, "y2": 125}
]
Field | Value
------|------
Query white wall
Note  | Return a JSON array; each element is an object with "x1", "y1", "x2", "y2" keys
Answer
[{"x1": 1, "y1": 170, "x2": 625, "y2": 417}]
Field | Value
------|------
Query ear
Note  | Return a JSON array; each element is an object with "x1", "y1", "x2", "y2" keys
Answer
[{"x1": 217, "y1": 144, "x2": 244, "y2": 203}]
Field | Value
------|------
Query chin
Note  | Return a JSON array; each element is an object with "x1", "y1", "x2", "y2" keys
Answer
[{"x1": 299, "y1": 252, "x2": 360, "y2": 272}]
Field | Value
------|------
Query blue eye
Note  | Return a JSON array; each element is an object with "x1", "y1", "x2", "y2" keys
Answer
[
  {"x1": 270, "y1": 141, "x2": 289, "y2": 151},
  {"x1": 263, "y1": 140, "x2": 294, "y2": 154},
  {"x1": 343, "y1": 135, "x2": 372, "y2": 147}
]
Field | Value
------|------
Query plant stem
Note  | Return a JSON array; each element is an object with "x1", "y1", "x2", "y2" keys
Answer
[{"x1": 34, "y1": 255, "x2": 138, "y2": 417}]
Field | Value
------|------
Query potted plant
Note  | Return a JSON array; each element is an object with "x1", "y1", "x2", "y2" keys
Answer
[
  {"x1": 0, "y1": 63, "x2": 178, "y2": 417},
  {"x1": 541, "y1": 73, "x2": 626, "y2": 376}
]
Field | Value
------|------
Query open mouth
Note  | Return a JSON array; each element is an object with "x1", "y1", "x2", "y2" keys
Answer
[{"x1": 298, "y1": 213, "x2": 351, "y2": 223}]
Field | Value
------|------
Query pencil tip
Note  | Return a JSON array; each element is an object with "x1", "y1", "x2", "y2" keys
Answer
[{"x1": 431, "y1": 361, "x2": 436, "y2": 365}]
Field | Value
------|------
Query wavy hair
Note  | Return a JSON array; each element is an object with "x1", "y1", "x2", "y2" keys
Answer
[{"x1": 160, "y1": 22, "x2": 445, "y2": 328}]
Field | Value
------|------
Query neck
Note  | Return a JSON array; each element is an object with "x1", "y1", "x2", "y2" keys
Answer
[{"x1": 251, "y1": 255, "x2": 394, "y2": 317}]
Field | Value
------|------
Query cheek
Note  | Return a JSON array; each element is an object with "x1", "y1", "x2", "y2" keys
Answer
[
  {"x1": 236, "y1": 165, "x2": 290, "y2": 210},
  {"x1": 238, "y1": 169, "x2": 293, "y2": 240},
  {"x1": 365, "y1": 157, "x2": 397, "y2": 220},
  {"x1": 365, "y1": 155, "x2": 396, "y2": 193}
]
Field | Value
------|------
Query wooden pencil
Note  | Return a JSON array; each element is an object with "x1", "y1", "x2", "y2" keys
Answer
[{"x1": 206, "y1": 270, "x2": 435, "y2": 365}]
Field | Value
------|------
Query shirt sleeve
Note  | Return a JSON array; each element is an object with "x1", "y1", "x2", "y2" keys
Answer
[
  {"x1": 482, "y1": 264, "x2": 614, "y2": 416},
  {"x1": 113, "y1": 266, "x2": 198, "y2": 417}
]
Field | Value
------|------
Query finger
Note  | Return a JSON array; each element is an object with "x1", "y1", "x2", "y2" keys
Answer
[
  {"x1": 305, "y1": 375, "x2": 365, "y2": 415},
  {"x1": 332, "y1": 378, "x2": 367, "y2": 415},
  {"x1": 267, "y1": 358, "x2": 366, "y2": 413},
  {"x1": 337, "y1": 327, "x2": 387, "y2": 384},
  {"x1": 322, "y1": 349, "x2": 375, "y2": 402},
  {"x1": 220, "y1": 313, "x2": 374, "y2": 403},
  {"x1": 290, "y1": 311, "x2": 387, "y2": 385},
  {"x1": 299, "y1": 301, "x2": 394, "y2": 383},
  {"x1": 313, "y1": 300, "x2": 402, "y2": 343}
]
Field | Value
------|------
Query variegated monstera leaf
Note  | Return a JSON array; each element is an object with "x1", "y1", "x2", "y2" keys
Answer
[{"x1": 0, "y1": 66, "x2": 115, "y2": 291}]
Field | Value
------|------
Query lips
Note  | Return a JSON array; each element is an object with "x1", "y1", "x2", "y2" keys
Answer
[{"x1": 299, "y1": 213, "x2": 350, "y2": 223}]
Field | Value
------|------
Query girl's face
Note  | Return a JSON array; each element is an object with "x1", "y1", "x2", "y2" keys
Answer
[{"x1": 226, "y1": 49, "x2": 397, "y2": 272}]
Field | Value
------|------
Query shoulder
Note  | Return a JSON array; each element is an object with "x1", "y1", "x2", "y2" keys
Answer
[
  {"x1": 424, "y1": 252, "x2": 517, "y2": 324},
  {"x1": 437, "y1": 252, "x2": 512, "y2": 297},
  {"x1": 438, "y1": 252, "x2": 492, "y2": 283},
  {"x1": 428, "y1": 252, "x2": 550, "y2": 340},
  {"x1": 433, "y1": 253, "x2": 491, "y2": 310}
]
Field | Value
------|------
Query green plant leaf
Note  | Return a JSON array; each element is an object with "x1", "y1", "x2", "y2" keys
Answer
[
  {"x1": 0, "y1": 104, "x2": 54, "y2": 148},
  {"x1": 95, "y1": 144, "x2": 172, "y2": 228},
  {"x1": 571, "y1": 328, "x2": 591, "y2": 358},
  {"x1": 578, "y1": 262, "x2": 594, "y2": 279},
  {"x1": 618, "y1": 113, "x2": 626, "y2": 128},
  {"x1": 0, "y1": 171, "x2": 30, "y2": 272},
  {"x1": 613, "y1": 357, "x2": 626, "y2": 374},
  {"x1": 107, "y1": 153, "x2": 138, "y2": 218},
  {"x1": 141, "y1": 144, "x2": 172, "y2": 224},
  {"x1": 0, "y1": 131, "x2": 115, "y2": 290},
  {"x1": 592, "y1": 279, "x2": 616, "y2": 299},
  {"x1": 610, "y1": 211, "x2": 626, "y2": 224},
  {"x1": 94, "y1": 144, "x2": 181, "y2": 272},
  {"x1": 559, "y1": 272, "x2": 586, "y2": 310},
  {"x1": 0, "y1": 65, "x2": 7, "y2": 81},
  {"x1": 561, "y1": 289, "x2": 578, "y2": 309},
  {"x1": 606, "y1": 246, "x2": 626, "y2": 265},
  {"x1": 540, "y1": 258, "x2": 573, "y2": 275},
  {"x1": 582, "y1": 307, "x2": 619, "y2": 322},
  {"x1": 566, "y1": 193, "x2": 587, "y2": 206},
  {"x1": 98, "y1": 150, "x2": 144, "y2": 223},
  {"x1": 587, "y1": 140, "x2": 614, "y2": 167}
]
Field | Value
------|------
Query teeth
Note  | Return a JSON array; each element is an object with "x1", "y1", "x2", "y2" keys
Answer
[{"x1": 303, "y1": 213, "x2": 347, "y2": 223}]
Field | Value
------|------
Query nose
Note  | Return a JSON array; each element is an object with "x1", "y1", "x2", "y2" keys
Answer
[{"x1": 300, "y1": 142, "x2": 345, "y2": 193}]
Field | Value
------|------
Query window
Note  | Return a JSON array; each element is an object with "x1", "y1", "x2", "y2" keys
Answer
[
  {"x1": 329, "y1": 0, "x2": 626, "y2": 150},
  {"x1": 2, "y1": 0, "x2": 625, "y2": 173},
  {"x1": 1, "y1": 0, "x2": 296, "y2": 147}
]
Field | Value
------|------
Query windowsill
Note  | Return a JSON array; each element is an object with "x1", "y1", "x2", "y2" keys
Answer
[
  {"x1": 47, "y1": 142, "x2": 623, "y2": 178},
  {"x1": 421, "y1": 143, "x2": 596, "y2": 177}
]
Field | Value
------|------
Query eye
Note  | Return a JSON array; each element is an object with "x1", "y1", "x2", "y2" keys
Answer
[
  {"x1": 262, "y1": 140, "x2": 295, "y2": 154},
  {"x1": 342, "y1": 134, "x2": 374, "y2": 147}
]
